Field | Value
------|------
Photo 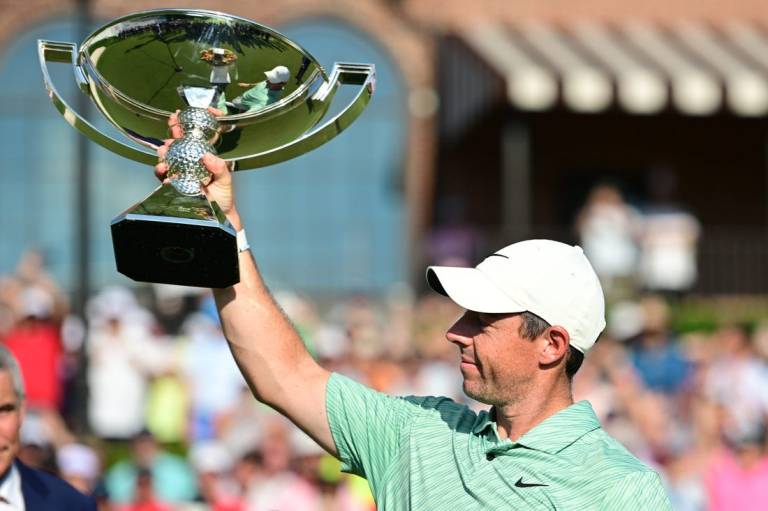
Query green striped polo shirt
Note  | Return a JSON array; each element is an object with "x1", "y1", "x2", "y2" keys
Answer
[{"x1": 326, "y1": 373, "x2": 672, "y2": 510}]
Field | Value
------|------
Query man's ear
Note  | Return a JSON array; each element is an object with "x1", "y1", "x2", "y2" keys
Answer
[{"x1": 538, "y1": 326, "x2": 570, "y2": 366}]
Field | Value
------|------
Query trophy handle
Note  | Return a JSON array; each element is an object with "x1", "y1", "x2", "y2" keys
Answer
[
  {"x1": 230, "y1": 63, "x2": 376, "y2": 170},
  {"x1": 37, "y1": 40, "x2": 158, "y2": 165}
]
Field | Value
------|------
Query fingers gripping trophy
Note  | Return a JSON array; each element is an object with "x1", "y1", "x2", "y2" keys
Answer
[{"x1": 38, "y1": 9, "x2": 374, "y2": 287}]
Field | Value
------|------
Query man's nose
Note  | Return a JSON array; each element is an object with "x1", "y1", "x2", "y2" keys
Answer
[{"x1": 446, "y1": 311, "x2": 475, "y2": 346}]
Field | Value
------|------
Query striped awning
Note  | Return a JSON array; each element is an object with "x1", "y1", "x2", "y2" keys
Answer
[{"x1": 461, "y1": 21, "x2": 768, "y2": 116}]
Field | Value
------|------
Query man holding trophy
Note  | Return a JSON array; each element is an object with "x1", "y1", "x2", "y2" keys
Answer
[
  {"x1": 153, "y1": 112, "x2": 671, "y2": 509},
  {"x1": 39, "y1": 9, "x2": 670, "y2": 510}
]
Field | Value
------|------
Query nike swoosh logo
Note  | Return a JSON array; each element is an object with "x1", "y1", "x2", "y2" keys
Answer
[{"x1": 515, "y1": 477, "x2": 548, "y2": 488}]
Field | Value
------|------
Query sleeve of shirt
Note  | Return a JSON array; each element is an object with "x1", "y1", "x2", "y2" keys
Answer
[
  {"x1": 599, "y1": 470, "x2": 672, "y2": 511},
  {"x1": 325, "y1": 372, "x2": 428, "y2": 483}
]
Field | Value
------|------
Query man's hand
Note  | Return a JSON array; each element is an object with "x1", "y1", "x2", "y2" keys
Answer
[{"x1": 154, "y1": 110, "x2": 240, "y2": 228}]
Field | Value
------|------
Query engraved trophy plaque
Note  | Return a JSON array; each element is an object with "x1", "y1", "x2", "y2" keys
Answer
[{"x1": 38, "y1": 9, "x2": 374, "y2": 287}]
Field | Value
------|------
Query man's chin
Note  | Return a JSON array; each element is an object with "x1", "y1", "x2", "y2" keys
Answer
[{"x1": 462, "y1": 382, "x2": 487, "y2": 403}]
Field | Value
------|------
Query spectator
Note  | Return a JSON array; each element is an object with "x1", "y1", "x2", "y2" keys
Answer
[
  {"x1": 232, "y1": 450, "x2": 262, "y2": 500},
  {"x1": 666, "y1": 397, "x2": 721, "y2": 511},
  {"x1": 576, "y1": 183, "x2": 641, "y2": 295},
  {"x1": 105, "y1": 429, "x2": 196, "y2": 505},
  {"x1": 181, "y1": 297, "x2": 245, "y2": 441},
  {"x1": 57, "y1": 442, "x2": 101, "y2": 496},
  {"x1": 0, "y1": 345, "x2": 95, "y2": 509},
  {"x1": 12, "y1": 249, "x2": 68, "y2": 322},
  {"x1": 244, "y1": 419, "x2": 321, "y2": 511},
  {"x1": 116, "y1": 468, "x2": 171, "y2": 511},
  {"x1": 628, "y1": 296, "x2": 692, "y2": 394},
  {"x1": 87, "y1": 288, "x2": 166, "y2": 439},
  {"x1": 4, "y1": 286, "x2": 64, "y2": 411},
  {"x1": 639, "y1": 167, "x2": 701, "y2": 294},
  {"x1": 704, "y1": 324, "x2": 768, "y2": 443},
  {"x1": 704, "y1": 433, "x2": 768, "y2": 511},
  {"x1": 188, "y1": 441, "x2": 243, "y2": 511}
]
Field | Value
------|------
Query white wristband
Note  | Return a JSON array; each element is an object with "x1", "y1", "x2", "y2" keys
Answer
[{"x1": 236, "y1": 229, "x2": 250, "y2": 252}]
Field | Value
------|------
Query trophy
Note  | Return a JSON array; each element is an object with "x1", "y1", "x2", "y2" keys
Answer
[{"x1": 38, "y1": 9, "x2": 374, "y2": 287}]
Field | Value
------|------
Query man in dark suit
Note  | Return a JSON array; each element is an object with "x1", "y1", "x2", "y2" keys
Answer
[{"x1": 0, "y1": 345, "x2": 96, "y2": 510}]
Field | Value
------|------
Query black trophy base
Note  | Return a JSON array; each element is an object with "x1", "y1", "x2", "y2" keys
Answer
[
  {"x1": 112, "y1": 216, "x2": 239, "y2": 288},
  {"x1": 110, "y1": 183, "x2": 240, "y2": 288}
]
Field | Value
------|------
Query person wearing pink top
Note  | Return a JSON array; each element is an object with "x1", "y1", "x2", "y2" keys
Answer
[{"x1": 705, "y1": 443, "x2": 768, "y2": 511}]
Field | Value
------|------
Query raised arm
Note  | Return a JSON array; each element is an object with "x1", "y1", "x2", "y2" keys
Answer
[{"x1": 155, "y1": 114, "x2": 335, "y2": 454}]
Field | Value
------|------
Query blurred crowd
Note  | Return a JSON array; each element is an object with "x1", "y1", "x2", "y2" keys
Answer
[
  {"x1": 576, "y1": 175, "x2": 700, "y2": 301},
  {"x1": 0, "y1": 183, "x2": 767, "y2": 510},
  {"x1": 575, "y1": 181, "x2": 768, "y2": 510}
]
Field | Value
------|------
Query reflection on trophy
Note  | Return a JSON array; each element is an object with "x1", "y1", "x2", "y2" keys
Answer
[
  {"x1": 38, "y1": 9, "x2": 375, "y2": 287},
  {"x1": 227, "y1": 65, "x2": 291, "y2": 114}
]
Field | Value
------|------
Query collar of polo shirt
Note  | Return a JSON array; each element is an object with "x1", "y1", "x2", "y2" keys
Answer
[{"x1": 473, "y1": 401, "x2": 601, "y2": 454}]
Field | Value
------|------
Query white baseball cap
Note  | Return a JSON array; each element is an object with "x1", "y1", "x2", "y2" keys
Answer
[
  {"x1": 264, "y1": 65, "x2": 290, "y2": 84},
  {"x1": 426, "y1": 239, "x2": 606, "y2": 353}
]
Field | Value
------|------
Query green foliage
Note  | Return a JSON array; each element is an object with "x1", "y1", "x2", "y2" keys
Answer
[{"x1": 670, "y1": 296, "x2": 768, "y2": 334}]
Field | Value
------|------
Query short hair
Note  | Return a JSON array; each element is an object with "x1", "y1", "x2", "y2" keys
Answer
[
  {"x1": 518, "y1": 311, "x2": 550, "y2": 340},
  {"x1": 518, "y1": 311, "x2": 584, "y2": 380},
  {"x1": 564, "y1": 348, "x2": 584, "y2": 380},
  {"x1": 0, "y1": 346, "x2": 25, "y2": 402}
]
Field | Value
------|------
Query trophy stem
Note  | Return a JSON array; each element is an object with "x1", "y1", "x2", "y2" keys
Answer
[{"x1": 166, "y1": 107, "x2": 221, "y2": 196}]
